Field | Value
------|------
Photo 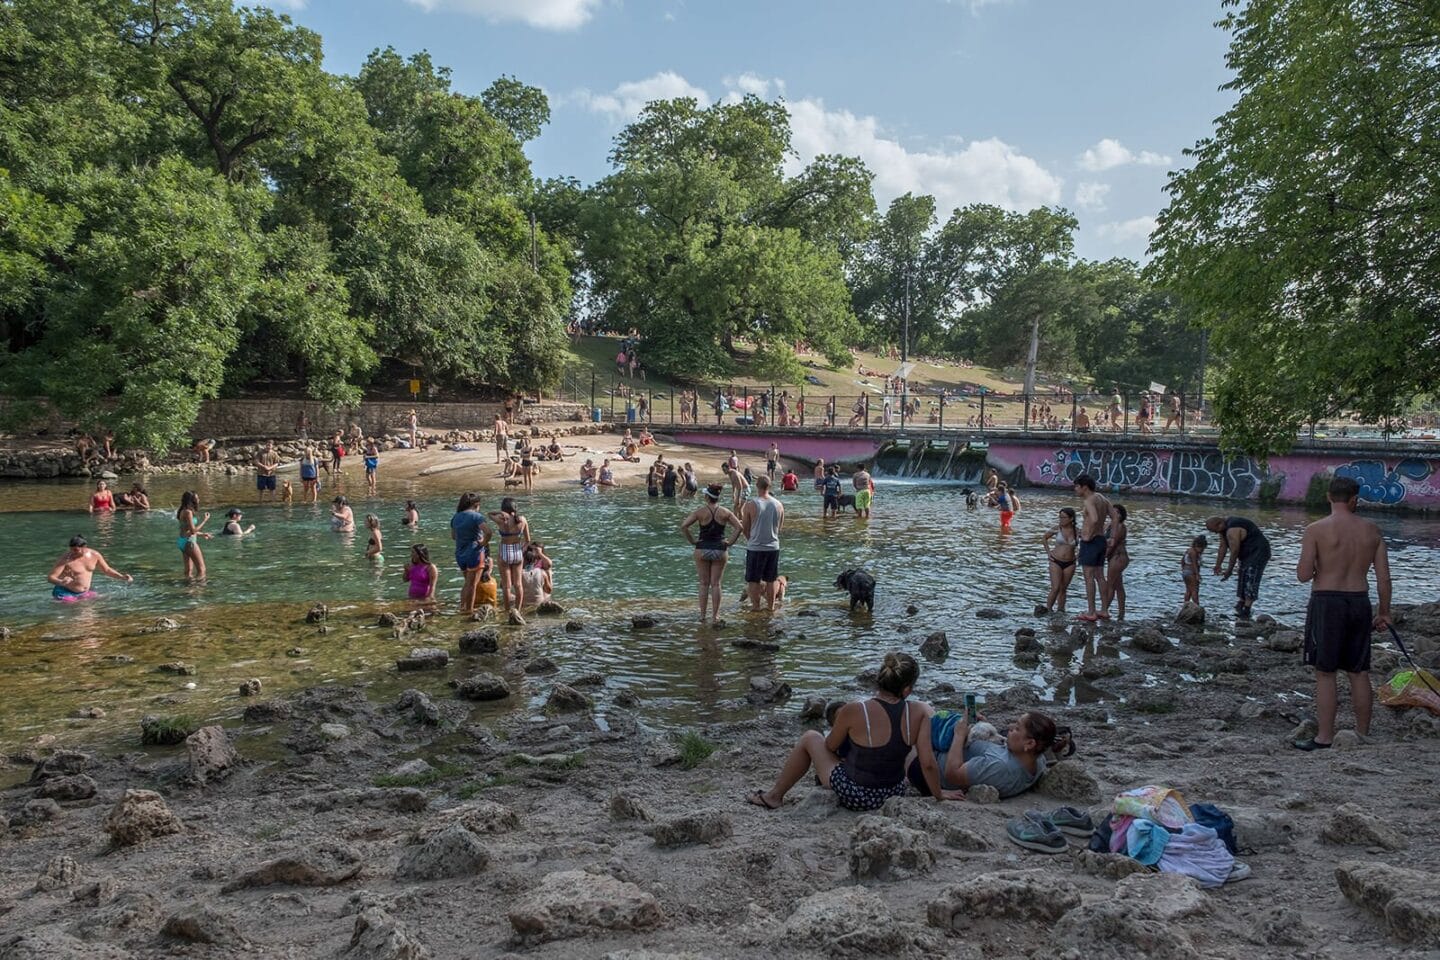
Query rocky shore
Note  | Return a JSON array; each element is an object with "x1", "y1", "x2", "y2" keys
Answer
[{"x1": 2, "y1": 600, "x2": 1439, "y2": 959}]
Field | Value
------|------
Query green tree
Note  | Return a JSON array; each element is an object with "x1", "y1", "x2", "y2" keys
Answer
[
  {"x1": 481, "y1": 74, "x2": 550, "y2": 144},
  {"x1": 1150, "y1": 0, "x2": 1440, "y2": 455},
  {"x1": 581, "y1": 96, "x2": 862, "y2": 382}
]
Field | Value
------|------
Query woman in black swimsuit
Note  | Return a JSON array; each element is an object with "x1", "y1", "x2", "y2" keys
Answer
[
  {"x1": 1042, "y1": 507, "x2": 1079, "y2": 613},
  {"x1": 679, "y1": 483, "x2": 743, "y2": 623},
  {"x1": 518, "y1": 438, "x2": 534, "y2": 492}
]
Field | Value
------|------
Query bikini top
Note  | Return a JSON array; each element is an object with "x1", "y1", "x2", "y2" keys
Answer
[{"x1": 842, "y1": 698, "x2": 912, "y2": 788}]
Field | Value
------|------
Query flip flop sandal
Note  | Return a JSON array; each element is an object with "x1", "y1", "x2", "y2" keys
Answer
[
  {"x1": 746, "y1": 790, "x2": 781, "y2": 810},
  {"x1": 1291, "y1": 738, "x2": 1331, "y2": 751}
]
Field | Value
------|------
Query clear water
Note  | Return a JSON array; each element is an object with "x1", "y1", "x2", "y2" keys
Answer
[{"x1": 2, "y1": 473, "x2": 1438, "y2": 748}]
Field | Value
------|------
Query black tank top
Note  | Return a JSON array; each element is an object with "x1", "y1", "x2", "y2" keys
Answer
[
  {"x1": 842, "y1": 698, "x2": 912, "y2": 787},
  {"x1": 696, "y1": 508, "x2": 728, "y2": 550}
]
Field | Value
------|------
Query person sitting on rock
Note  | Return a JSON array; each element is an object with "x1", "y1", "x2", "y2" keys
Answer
[
  {"x1": 748, "y1": 653, "x2": 949, "y2": 811},
  {"x1": 905, "y1": 710, "x2": 1070, "y2": 799}
]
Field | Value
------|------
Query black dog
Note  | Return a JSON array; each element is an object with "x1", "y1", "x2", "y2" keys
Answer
[
  {"x1": 962, "y1": 487, "x2": 978, "y2": 510},
  {"x1": 834, "y1": 568, "x2": 876, "y2": 613},
  {"x1": 836, "y1": 493, "x2": 857, "y2": 512}
]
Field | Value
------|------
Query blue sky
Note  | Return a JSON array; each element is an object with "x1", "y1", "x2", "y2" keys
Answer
[{"x1": 272, "y1": 0, "x2": 1235, "y2": 262}]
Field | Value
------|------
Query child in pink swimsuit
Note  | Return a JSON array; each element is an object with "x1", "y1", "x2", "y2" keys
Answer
[{"x1": 402, "y1": 544, "x2": 438, "y2": 601}]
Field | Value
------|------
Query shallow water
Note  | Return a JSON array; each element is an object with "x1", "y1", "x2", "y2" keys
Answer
[{"x1": 2, "y1": 471, "x2": 1438, "y2": 749}]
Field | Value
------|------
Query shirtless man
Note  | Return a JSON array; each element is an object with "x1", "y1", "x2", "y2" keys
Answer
[
  {"x1": 1073, "y1": 474, "x2": 1116, "y2": 621},
  {"x1": 1206, "y1": 513, "x2": 1272, "y2": 619},
  {"x1": 1163, "y1": 393, "x2": 1182, "y2": 432},
  {"x1": 493, "y1": 415, "x2": 509, "y2": 464},
  {"x1": 728, "y1": 464, "x2": 750, "y2": 510},
  {"x1": 48, "y1": 535, "x2": 132, "y2": 601},
  {"x1": 254, "y1": 440, "x2": 278, "y2": 502},
  {"x1": 1292, "y1": 476, "x2": 1391, "y2": 751},
  {"x1": 1108, "y1": 389, "x2": 1123, "y2": 433}
]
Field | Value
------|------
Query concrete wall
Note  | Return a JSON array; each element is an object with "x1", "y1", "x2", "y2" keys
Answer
[
  {"x1": 190, "y1": 399, "x2": 586, "y2": 439},
  {"x1": 669, "y1": 431, "x2": 884, "y2": 465}
]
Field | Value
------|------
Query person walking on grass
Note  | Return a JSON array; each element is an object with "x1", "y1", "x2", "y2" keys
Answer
[{"x1": 1292, "y1": 476, "x2": 1392, "y2": 751}]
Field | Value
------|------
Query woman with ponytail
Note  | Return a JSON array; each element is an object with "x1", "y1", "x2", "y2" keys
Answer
[{"x1": 748, "y1": 652, "x2": 952, "y2": 811}]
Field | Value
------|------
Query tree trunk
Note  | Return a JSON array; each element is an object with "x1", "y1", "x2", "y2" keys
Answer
[{"x1": 1023, "y1": 311, "x2": 1041, "y2": 396}]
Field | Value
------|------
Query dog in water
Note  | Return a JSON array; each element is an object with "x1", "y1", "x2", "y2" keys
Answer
[
  {"x1": 836, "y1": 493, "x2": 857, "y2": 513},
  {"x1": 738, "y1": 575, "x2": 788, "y2": 605},
  {"x1": 963, "y1": 487, "x2": 978, "y2": 510},
  {"x1": 834, "y1": 568, "x2": 876, "y2": 613}
]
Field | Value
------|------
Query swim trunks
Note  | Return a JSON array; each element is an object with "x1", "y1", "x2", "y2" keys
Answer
[
  {"x1": 52, "y1": 585, "x2": 98, "y2": 602},
  {"x1": 855, "y1": 489, "x2": 873, "y2": 512},
  {"x1": 455, "y1": 545, "x2": 481, "y2": 571},
  {"x1": 999, "y1": 510, "x2": 1014, "y2": 527},
  {"x1": 828, "y1": 763, "x2": 907, "y2": 811},
  {"x1": 1303, "y1": 590, "x2": 1372, "y2": 673},
  {"x1": 743, "y1": 549, "x2": 779, "y2": 584},
  {"x1": 256, "y1": 474, "x2": 277, "y2": 491},
  {"x1": 1078, "y1": 536, "x2": 1107, "y2": 568}
]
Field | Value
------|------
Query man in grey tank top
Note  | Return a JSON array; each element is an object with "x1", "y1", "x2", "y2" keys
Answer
[{"x1": 741, "y1": 475, "x2": 785, "y2": 611}]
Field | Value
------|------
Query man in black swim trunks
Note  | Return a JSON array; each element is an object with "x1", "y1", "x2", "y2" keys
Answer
[
  {"x1": 1073, "y1": 474, "x2": 1116, "y2": 622},
  {"x1": 1206, "y1": 514, "x2": 1272, "y2": 619},
  {"x1": 1292, "y1": 476, "x2": 1391, "y2": 751}
]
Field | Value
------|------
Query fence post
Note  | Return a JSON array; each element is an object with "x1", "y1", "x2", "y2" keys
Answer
[
  {"x1": 1024, "y1": 393, "x2": 1031, "y2": 434},
  {"x1": 590, "y1": 372, "x2": 596, "y2": 418},
  {"x1": 799, "y1": 384, "x2": 805, "y2": 428},
  {"x1": 715, "y1": 387, "x2": 722, "y2": 426},
  {"x1": 939, "y1": 393, "x2": 945, "y2": 433},
  {"x1": 863, "y1": 394, "x2": 870, "y2": 428},
  {"x1": 1123, "y1": 391, "x2": 1130, "y2": 435},
  {"x1": 980, "y1": 393, "x2": 987, "y2": 436},
  {"x1": 1179, "y1": 385, "x2": 1186, "y2": 435},
  {"x1": 609, "y1": 376, "x2": 615, "y2": 421}
]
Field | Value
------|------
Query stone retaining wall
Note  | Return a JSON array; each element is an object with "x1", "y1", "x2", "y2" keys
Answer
[{"x1": 191, "y1": 399, "x2": 587, "y2": 439}]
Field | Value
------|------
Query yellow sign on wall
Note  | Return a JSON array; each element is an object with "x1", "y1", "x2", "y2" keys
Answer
[{"x1": 409, "y1": 379, "x2": 421, "y2": 396}]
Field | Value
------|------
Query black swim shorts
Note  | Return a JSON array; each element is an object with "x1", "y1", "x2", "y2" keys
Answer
[
  {"x1": 256, "y1": 475, "x2": 276, "y2": 491},
  {"x1": 1077, "y1": 536, "x2": 1107, "y2": 568},
  {"x1": 1304, "y1": 590, "x2": 1373, "y2": 673},
  {"x1": 744, "y1": 549, "x2": 780, "y2": 584}
]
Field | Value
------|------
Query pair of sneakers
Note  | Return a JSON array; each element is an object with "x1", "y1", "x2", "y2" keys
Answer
[{"x1": 1005, "y1": 806, "x2": 1094, "y2": 854}]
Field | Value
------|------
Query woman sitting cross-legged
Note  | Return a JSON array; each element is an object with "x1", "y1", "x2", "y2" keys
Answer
[
  {"x1": 906, "y1": 710, "x2": 1071, "y2": 800},
  {"x1": 748, "y1": 653, "x2": 959, "y2": 811}
]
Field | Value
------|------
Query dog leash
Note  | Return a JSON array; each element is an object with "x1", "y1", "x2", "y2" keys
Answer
[{"x1": 1387, "y1": 624, "x2": 1440, "y2": 697}]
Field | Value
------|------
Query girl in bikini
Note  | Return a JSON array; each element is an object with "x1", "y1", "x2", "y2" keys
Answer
[
  {"x1": 487, "y1": 497, "x2": 531, "y2": 613},
  {"x1": 402, "y1": 500, "x2": 419, "y2": 528},
  {"x1": 365, "y1": 514, "x2": 383, "y2": 564},
  {"x1": 1042, "y1": 507, "x2": 1079, "y2": 613},
  {"x1": 177, "y1": 490, "x2": 212, "y2": 581},
  {"x1": 679, "y1": 483, "x2": 744, "y2": 623},
  {"x1": 1102, "y1": 504, "x2": 1130, "y2": 620}
]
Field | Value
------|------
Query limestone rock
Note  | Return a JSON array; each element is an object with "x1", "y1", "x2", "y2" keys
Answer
[
  {"x1": 419, "y1": 800, "x2": 519, "y2": 837},
  {"x1": 1322, "y1": 803, "x2": 1406, "y2": 850},
  {"x1": 783, "y1": 886, "x2": 917, "y2": 956},
  {"x1": 1128, "y1": 627, "x2": 1173, "y2": 653},
  {"x1": 509, "y1": 870, "x2": 664, "y2": 944},
  {"x1": 966, "y1": 784, "x2": 1000, "y2": 805},
  {"x1": 545, "y1": 683, "x2": 593, "y2": 714},
  {"x1": 185, "y1": 725, "x2": 240, "y2": 784},
  {"x1": 535, "y1": 600, "x2": 564, "y2": 615},
  {"x1": 650, "y1": 811, "x2": 733, "y2": 847},
  {"x1": 0, "y1": 929, "x2": 136, "y2": 959},
  {"x1": 506, "y1": 608, "x2": 526, "y2": 626},
  {"x1": 1035, "y1": 762, "x2": 1100, "y2": 803},
  {"x1": 390, "y1": 759, "x2": 434, "y2": 779},
  {"x1": 1175, "y1": 602, "x2": 1206, "y2": 627},
  {"x1": 345, "y1": 908, "x2": 431, "y2": 960},
  {"x1": 1331, "y1": 729, "x2": 1363, "y2": 750},
  {"x1": 161, "y1": 904, "x2": 245, "y2": 944},
  {"x1": 1053, "y1": 900, "x2": 1198, "y2": 959},
  {"x1": 70, "y1": 707, "x2": 106, "y2": 719},
  {"x1": 630, "y1": 615, "x2": 657, "y2": 630},
  {"x1": 565, "y1": 619, "x2": 584, "y2": 632},
  {"x1": 798, "y1": 696, "x2": 827, "y2": 721},
  {"x1": 523, "y1": 657, "x2": 559, "y2": 674},
  {"x1": 919, "y1": 631, "x2": 949, "y2": 662},
  {"x1": 609, "y1": 792, "x2": 654, "y2": 822},
  {"x1": 1132, "y1": 688, "x2": 1178, "y2": 714},
  {"x1": 396, "y1": 647, "x2": 449, "y2": 671},
  {"x1": 848, "y1": 816, "x2": 935, "y2": 881},
  {"x1": 879, "y1": 797, "x2": 991, "y2": 851},
  {"x1": 396, "y1": 823, "x2": 489, "y2": 881},
  {"x1": 143, "y1": 617, "x2": 180, "y2": 633},
  {"x1": 243, "y1": 700, "x2": 291, "y2": 723},
  {"x1": 452, "y1": 673, "x2": 511, "y2": 701},
  {"x1": 320, "y1": 722, "x2": 351, "y2": 740},
  {"x1": 140, "y1": 714, "x2": 194, "y2": 745},
  {"x1": 975, "y1": 608, "x2": 1004, "y2": 620},
  {"x1": 458, "y1": 629, "x2": 499, "y2": 654},
  {"x1": 927, "y1": 870, "x2": 1080, "y2": 927},
  {"x1": 35, "y1": 855, "x2": 80, "y2": 892},
  {"x1": 1112, "y1": 872, "x2": 1210, "y2": 920},
  {"x1": 105, "y1": 789, "x2": 183, "y2": 848},
  {"x1": 14, "y1": 798, "x2": 62, "y2": 825},
  {"x1": 1335, "y1": 860, "x2": 1440, "y2": 945},
  {"x1": 29, "y1": 750, "x2": 89, "y2": 783},
  {"x1": 34, "y1": 774, "x2": 97, "y2": 802},
  {"x1": 1266, "y1": 630, "x2": 1303, "y2": 653},
  {"x1": 221, "y1": 842, "x2": 363, "y2": 892},
  {"x1": 1071, "y1": 847, "x2": 1155, "y2": 880},
  {"x1": 394, "y1": 689, "x2": 440, "y2": 725},
  {"x1": 746, "y1": 675, "x2": 792, "y2": 705}
]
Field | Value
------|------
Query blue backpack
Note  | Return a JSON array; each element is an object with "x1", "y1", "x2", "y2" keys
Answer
[{"x1": 1190, "y1": 802, "x2": 1238, "y2": 855}]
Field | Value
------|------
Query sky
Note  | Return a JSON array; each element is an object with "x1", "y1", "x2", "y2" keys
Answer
[{"x1": 271, "y1": 0, "x2": 1236, "y2": 262}]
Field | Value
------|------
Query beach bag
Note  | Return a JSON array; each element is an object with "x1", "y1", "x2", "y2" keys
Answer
[
  {"x1": 1377, "y1": 669, "x2": 1440, "y2": 716},
  {"x1": 1113, "y1": 785, "x2": 1193, "y2": 829},
  {"x1": 1189, "y1": 802, "x2": 1238, "y2": 855},
  {"x1": 930, "y1": 710, "x2": 964, "y2": 752}
]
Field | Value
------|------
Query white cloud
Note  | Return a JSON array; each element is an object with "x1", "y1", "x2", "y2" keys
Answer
[
  {"x1": 785, "y1": 97, "x2": 1063, "y2": 212},
  {"x1": 722, "y1": 73, "x2": 786, "y2": 101},
  {"x1": 267, "y1": 0, "x2": 307, "y2": 8},
  {"x1": 950, "y1": 0, "x2": 1017, "y2": 13},
  {"x1": 403, "y1": 0, "x2": 600, "y2": 30},
  {"x1": 577, "y1": 71, "x2": 711, "y2": 120},
  {"x1": 1077, "y1": 138, "x2": 1171, "y2": 172},
  {"x1": 1095, "y1": 216, "x2": 1157, "y2": 244},
  {"x1": 1074, "y1": 181, "x2": 1110, "y2": 212}
]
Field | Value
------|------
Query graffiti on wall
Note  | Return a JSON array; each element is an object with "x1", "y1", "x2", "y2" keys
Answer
[
  {"x1": 1032, "y1": 446, "x2": 1269, "y2": 498},
  {"x1": 1334, "y1": 458, "x2": 1434, "y2": 505}
]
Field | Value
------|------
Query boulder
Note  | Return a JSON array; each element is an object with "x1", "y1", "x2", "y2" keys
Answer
[
  {"x1": 1035, "y1": 762, "x2": 1100, "y2": 803},
  {"x1": 1174, "y1": 602, "x2": 1206, "y2": 627},
  {"x1": 523, "y1": 657, "x2": 559, "y2": 674},
  {"x1": 345, "y1": 907, "x2": 431, "y2": 960},
  {"x1": 630, "y1": 615, "x2": 657, "y2": 630},
  {"x1": 927, "y1": 870, "x2": 1081, "y2": 927},
  {"x1": 966, "y1": 784, "x2": 999, "y2": 805},
  {"x1": 185, "y1": 725, "x2": 240, "y2": 784},
  {"x1": 1111, "y1": 872, "x2": 1210, "y2": 920},
  {"x1": 221, "y1": 842, "x2": 364, "y2": 891},
  {"x1": 1052, "y1": 900, "x2": 1198, "y2": 959},
  {"x1": 34, "y1": 774, "x2": 97, "y2": 802},
  {"x1": 783, "y1": 886, "x2": 917, "y2": 956},
  {"x1": 396, "y1": 647, "x2": 449, "y2": 671},
  {"x1": 848, "y1": 815, "x2": 935, "y2": 880},
  {"x1": 506, "y1": 608, "x2": 526, "y2": 626},
  {"x1": 650, "y1": 811, "x2": 733, "y2": 847},
  {"x1": 452, "y1": 673, "x2": 511, "y2": 701},
  {"x1": 420, "y1": 800, "x2": 519, "y2": 837},
  {"x1": 1335, "y1": 860, "x2": 1440, "y2": 945},
  {"x1": 509, "y1": 870, "x2": 664, "y2": 944},
  {"x1": 565, "y1": 620, "x2": 584, "y2": 632},
  {"x1": 104, "y1": 789, "x2": 182, "y2": 848},
  {"x1": 1266, "y1": 630, "x2": 1303, "y2": 653},
  {"x1": 975, "y1": 608, "x2": 1005, "y2": 620},
  {"x1": 35, "y1": 855, "x2": 80, "y2": 892},
  {"x1": 161, "y1": 904, "x2": 245, "y2": 945},
  {"x1": 919, "y1": 631, "x2": 949, "y2": 662},
  {"x1": 1322, "y1": 803, "x2": 1406, "y2": 850},
  {"x1": 545, "y1": 683, "x2": 593, "y2": 714},
  {"x1": 609, "y1": 792, "x2": 654, "y2": 823},
  {"x1": 396, "y1": 823, "x2": 489, "y2": 881},
  {"x1": 14, "y1": 798, "x2": 62, "y2": 825},
  {"x1": 394, "y1": 689, "x2": 440, "y2": 725},
  {"x1": 746, "y1": 676, "x2": 792, "y2": 705},
  {"x1": 1128, "y1": 627, "x2": 1173, "y2": 653},
  {"x1": 879, "y1": 797, "x2": 990, "y2": 851},
  {"x1": 535, "y1": 600, "x2": 564, "y2": 615},
  {"x1": 797, "y1": 696, "x2": 827, "y2": 721},
  {"x1": 457, "y1": 629, "x2": 499, "y2": 654},
  {"x1": 244, "y1": 700, "x2": 292, "y2": 723}
]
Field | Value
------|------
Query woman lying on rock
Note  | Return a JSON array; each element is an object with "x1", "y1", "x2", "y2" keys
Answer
[
  {"x1": 748, "y1": 653, "x2": 959, "y2": 811},
  {"x1": 906, "y1": 710, "x2": 1070, "y2": 800}
]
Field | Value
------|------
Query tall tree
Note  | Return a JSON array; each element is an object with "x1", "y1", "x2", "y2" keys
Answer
[{"x1": 1151, "y1": 0, "x2": 1440, "y2": 454}]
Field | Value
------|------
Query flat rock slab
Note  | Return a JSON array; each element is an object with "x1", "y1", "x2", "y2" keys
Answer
[
  {"x1": 221, "y1": 842, "x2": 363, "y2": 892},
  {"x1": 509, "y1": 870, "x2": 663, "y2": 944},
  {"x1": 1336, "y1": 860, "x2": 1440, "y2": 945},
  {"x1": 1322, "y1": 803, "x2": 1406, "y2": 850},
  {"x1": 928, "y1": 870, "x2": 1081, "y2": 927},
  {"x1": 650, "y1": 811, "x2": 733, "y2": 847},
  {"x1": 784, "y1": 886, "x2": 922, "y2": 956}
]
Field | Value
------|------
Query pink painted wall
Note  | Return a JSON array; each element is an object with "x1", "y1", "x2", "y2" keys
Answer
[
  {"x1": 670, "y1": 431, "x2": 881, "y2": 465},
  {"x1": 987, "y1": 441, "x2": 1440, "y2": 508}
]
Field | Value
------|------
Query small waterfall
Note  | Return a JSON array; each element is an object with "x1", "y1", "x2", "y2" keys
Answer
[{"x1": 872, "y1": 440, "x2": 989, "y2": 484}]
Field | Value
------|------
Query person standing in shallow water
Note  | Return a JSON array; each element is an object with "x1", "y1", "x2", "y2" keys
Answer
[
  {"x1": 450, "y1": 493, "x2": 490, "y2": 614},
  {"x1": 1042, "y1": 507, "x2": 1078, "y2": 613},
  {"x1": 1206, "y1": 513, "x2": 1272, "y2": 620},
  {"x1": 1073, "y1": 474, "x2": 1116, "y2": 622},
  {"x1": 740, "y1": 475, "x2": 785, "y2": 612},
  {"x1": 1101, "y1": 504, "x2": 1130, "y2": 620},
  {"x1": 48, "y1": 534, "x2": 132, "y2": 601},
  {"x1": 489, "y1": 497, "x2": 531, "y2": 614},
  {"x1": 680, "y1": 483, "x2": 743, "y2": 624},
  {"x1": 177, "y1": 490, "x2": 212, "y2": 581},
  {"x1": 1292, "y1": 476, "x2": 1392, "y2": 752}
]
